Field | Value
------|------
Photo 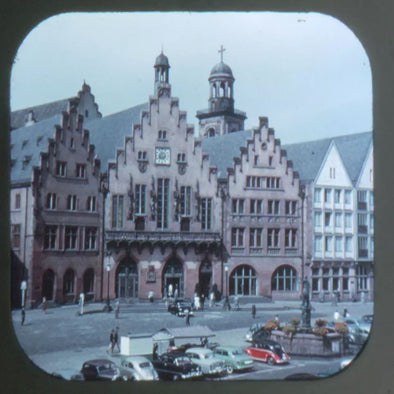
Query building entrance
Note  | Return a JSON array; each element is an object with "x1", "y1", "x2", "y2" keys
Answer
[
  {"x1": 42, "y1": 269, "x2": 55, "y2": 300},
  {"x1": 116, "y1": 259, "x2": 138, "y2": 299},
  {"x1": 199, "y1": 259, "x2": 212, "y2": 297},
  {"x1": 162, "y1": 258, "x2": 183, "y2": 298}
]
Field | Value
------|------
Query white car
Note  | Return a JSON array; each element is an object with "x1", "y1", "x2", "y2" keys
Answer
[
  {"x1": 120, "y1": 356, "x2": 159, "y2": 381},
  {"x1": 185, "y1": 347, "x2": 227, "y2": 377}
]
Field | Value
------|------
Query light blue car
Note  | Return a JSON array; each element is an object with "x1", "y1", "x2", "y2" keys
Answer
[{"x1": 213, "y1": 346, "x2": 254, "y2": 374}]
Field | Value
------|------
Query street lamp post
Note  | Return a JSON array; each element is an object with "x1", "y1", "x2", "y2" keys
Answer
[{"x1": 105, "y1": 262, "x2": 112, "y2": 312}]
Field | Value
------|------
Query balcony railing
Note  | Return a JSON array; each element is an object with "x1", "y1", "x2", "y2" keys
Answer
[{"x1": 106, "y1": 230, "x2": 221, "y2": 243}]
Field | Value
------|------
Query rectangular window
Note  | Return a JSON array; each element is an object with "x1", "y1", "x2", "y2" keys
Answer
[
  {"x1": 268, "y1": 200, "x2": 280, "y2": 215},
  {"x1": 322, "y1": 268, "x2": 330, "y2": 291},
  {"x1": 201, "y1": 198, "x2": 212, "y2": 230},
  {"x1": 112, "y1": 195, "x2": 124, "y2": 228},
  {"x1": 314, "y1": 188, "x2": 321, "y2": 203},
  {"x1": 135, "y1": 184, "x2": 146, "y2": 215},
  {"x1": 11, "y1": 224, "x2": 21, "y2": 249},
  {"x1": 157, "y1": 178, "x2": 170, "y2": 229},
  {"x1": 266, "y1": 177, "x2": 280, "y2": 189},
  {"x1": 325, "y1": 236, "x2": 333, "y2": 252},
  {"x1": 285, "y1": 229, "x2": 297, "y2": 248},
  {"x1": 44, "y1": 225, "x2": 57, "y2": 249},
  {"x1": 250, "y1": 199, "x2": 263, "y2": 214},
  {"x1": 324, "y1": 188, "x2": 332, "y2": 203},
  {"x1": 358, "y1": 236, "x2": 368, "y2": 257},
  {"x1": 285, "y1": 200, "x2": 297, "y2": 215},
  {"x1": 334, "y1": 189, "x2": 341, "y2": 204},
  {"x1": 86, "y1": 196, "x2": 96, "y2": 212},
  {"x1": 85, "y1": 227, "x2": 97, "y2": 250},
  {"x1": 180, "y1": 186, "x2": 192, "y2": 216},
  {"x1": 15, "y1": 193, "x2": 21, "y2": 209},
  {"x1": 358, "y1": 190, "x2": 367, "y2": 210},
  {"x1": 345, "y1": 213, "x2": 352, "y2": 229},
  {"x1": 249, "y1": 228, "x2": 262, "y2": 247},
  {"x1": 314, "y1": 211, "x2": 322, "y2": 227},
  {"x1": 231, "y1": 227, "x2": 244, "y2": 247},
  {"x1": 67, "y1": 195, "x2": 77, "y2": 211},
  {"x1": 232, "y1": 198, "x2": 244, "y2": 214},
  {"x1": 314, "y1": 236, "x2": 322, "y2": 253},
  {"x1": 335, "y1": 212, "x2": 342, "y2": 228},
  {"x1": 267, "y1": 228, "x2": 280, "y2": 248},
  {"x1": 324, "y1": 212, "x2": 332, "y2": 227},
  {"x1": 65, "y1": 226, "x2": 78, "y2": 250},
  {"x1": 56, "y1": 161, "x2": 67, "y2": 177},
  {"x1": 46, "y1": 193, "x2": 57, "y2": 210},
  {"x1": 357, "y1": 265, "x2": 368, "y2": 290},
  {"x1": 335, "y1": 236, "x2": 343, "y2": 252},
  {"x1": 345, "y1": 236, "x2": 353, "y2": 253},
  {"x1": 75, "y1": 164, "x2": 86, "y2": 178},
  {"x1": 345, "y1": 190, "x2": 352, "y2": 204}
]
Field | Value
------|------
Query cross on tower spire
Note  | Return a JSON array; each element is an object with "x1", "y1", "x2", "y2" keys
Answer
[{"x1": 218, "y1": 45, "x2": 226, "y2": 62}]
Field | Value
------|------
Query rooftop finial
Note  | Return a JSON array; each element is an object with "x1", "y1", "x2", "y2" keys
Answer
[{"x1": 218, "y1": 45, "x2": 226, "y2": 62}]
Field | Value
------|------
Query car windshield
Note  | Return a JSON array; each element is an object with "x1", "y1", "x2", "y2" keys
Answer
[
  {"x1": 230, "y1": 349, "x2": 244, "y2": 356},
  {"x1": 139, "y1": 362, "x2": 151, "y2": 369}
]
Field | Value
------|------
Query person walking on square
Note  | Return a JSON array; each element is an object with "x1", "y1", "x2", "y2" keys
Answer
[
  {"x1": 114, "y1": 300, "x2": 120, "y2": 319},
  {"x1": 42, "y1": 296, "x2": 47, "y2": 314},
  {"x1": 108, "y1": 329, "x2": 115, "y2": 353},
  {"x1": 251, "y1": 304, "x2": 256, "y2": 319},
  {"x1": 21, "y1": 307, "x2": 25, "y2": 326},
  {"x1": 113, "y1": 327, "x2": 120, "y2": 353},
  {"x1": 185, "y1": 311, "x2": 191, "y2": 326}
]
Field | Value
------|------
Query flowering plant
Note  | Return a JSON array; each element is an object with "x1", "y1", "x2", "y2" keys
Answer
[
  {"x1": 264, "y1": 319, "x2": 280, "y2": 331},
  {"x1": 334, "y1": 321, "x2": 348, "y2": 334}
]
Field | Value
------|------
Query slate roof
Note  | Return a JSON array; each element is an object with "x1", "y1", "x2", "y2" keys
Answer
[
  {"x1": 86, "y1": 103, "x2": 148, "y2": 169},
  {"x1": 10, "y1": 114, "x2": 62, "y2": 184},
  {"x1": 283, "y1": 131, "x2": 373, "y2": 184},
  {"x1": 11, "y1": 99, "x2": 71, "y2": 130},
  {"x1": 201, "y1": 130, "x2": 251, "y2": 178},
  {"x1": 202, "y1": 130, "x2": 372, "y2": 185}
]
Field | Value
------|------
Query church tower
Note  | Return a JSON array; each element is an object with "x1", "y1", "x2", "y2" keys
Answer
[
  {"x1": 154, "y1": 51, "x2": 171, "y2": 97},
  {"x1": 197, "y1": 46, "x2": 247, "y2": 138}
]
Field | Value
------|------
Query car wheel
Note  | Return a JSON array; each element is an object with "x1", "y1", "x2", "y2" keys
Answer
[
  {"x1": 173, "y1": 374, "x2": 181, "y2": 381},
  {"x1": 267, "y1": 357, "x2": 275, "y2": 366},
  {"x1": 226, "y1": 365, "x2": 234, "y2": 374}
]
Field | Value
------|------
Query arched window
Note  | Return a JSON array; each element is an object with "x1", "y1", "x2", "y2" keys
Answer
[
  {"x1": 229, "y1": 265, "x2": 257, "y2": 296},
  {"x1": 63, "y1": 269, "x2": 75, "y2": 295},
  {"x1": 271, "y1": 265, "x2": 298, "y2": 291},
  {"x1": 206, "y1": 128, "x2": 216, "y2": 138}
]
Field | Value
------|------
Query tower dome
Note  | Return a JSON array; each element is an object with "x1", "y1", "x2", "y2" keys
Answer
[
  {"x1": 210, "y1": 62, "x2": 234, "y2": 78},
  {"x1": 155, "y1": 52, "x2": 170, "y2": 67},
  {"x1": 154, "y1": 51, "x2": 170, "y2": 95}
]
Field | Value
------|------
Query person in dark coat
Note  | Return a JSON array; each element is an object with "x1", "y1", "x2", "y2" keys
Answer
[
  {"x1": 251, "y1": 304, "x2": 256, "y2": 319},
  {"x1": 112, "y1": 327, "x2": 120, "y2": 352},
  {"x1": 21, "y1": 307, "x2": 25, "y2": 326},
  {"x1": 185, "y1": 311, "x2": 191, "y2": 326}
]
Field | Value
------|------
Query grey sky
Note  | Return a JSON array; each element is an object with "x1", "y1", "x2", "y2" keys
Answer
[{"x1": 10, "y1": 12, "x2": 372, "y2": 144}]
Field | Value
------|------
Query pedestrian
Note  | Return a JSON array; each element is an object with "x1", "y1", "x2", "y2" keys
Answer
[
  {"x1": 168, "y1": 283, "x2": 173, "y2": 298},
  {"x1": 108, "y1": 329, "x2": 115, "y2": 353},
  {"x1": 209, "y1": 291, "x2": 214, "y2": 308},
  {"x1": 79, "y1": 292, "x2": 85, "y2": 315},
  {"x1": 114, "y1": 300, "x2": 120, "y2": 319},
  {"x1": 174, "y1": 285, "x2": 178, "y2": 300},
  {"x1": 152, "y1": 343, "x2": 159, "y2": 360},
  {"x1": 200, "y1": 294, "x2": 205, "y2": 311},
  {"x1": 21, "y1": 307, "x2": 25, "y2": 326},
  {"x1": 251, "y1": 304, "x2": 256, "y2": 319},
  {"x1": 185, "y1": 311, "x2": 191, "y2": 326},
  {"x1": 343, "y1": 308, "x2": 350, "y2": 318},
  {"x1": 42, "y1": 296, "x2": 47, "y2": 314},
  {"x1": 113, "y1": 327, "x2": 120, "y2": 353},
  {"x1": 334, "y1": 309, "x2": 340, "y2": 321},
  {"x1": 274, "y1": 314, "x2": 280, "y2": 326}
]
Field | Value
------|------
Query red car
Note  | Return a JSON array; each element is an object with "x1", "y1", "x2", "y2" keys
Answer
[{"x1": 244, "y1": 339, "x2": 290, "y2": 365}]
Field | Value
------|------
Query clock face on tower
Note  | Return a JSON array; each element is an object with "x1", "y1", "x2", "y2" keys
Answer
[{"x1": 155, "y1": 147, "x2": 171, "y2": 165}]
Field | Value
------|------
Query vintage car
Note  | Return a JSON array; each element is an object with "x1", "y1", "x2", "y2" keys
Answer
[
  {"x1": 244, "y1": 322, "x2": 265, "y2": 342},
  {"x1": 151, "y1": 351, "x2": 202, "y2": 381},
  {"x1": 120, "y1": 356, "x2": 159, "y2": 381},
  {"x1": 167, "y1": 299, "x2": 194, "y2": 317},
  {"x1": 185, "y1": 347, "x2": 227, "y2": 377},
  {"x1": 244, "y1": 339, "x2": 290, "y2": 365},
  {"x1": 212, "y1": 346, "x2": 254, "y2": 374},
  {"x1": 80, "y1": 359, "x2": 134, "y2": 381},
  {"x1": 51, "y1": 369, "x2": 84, "y2": 381}
]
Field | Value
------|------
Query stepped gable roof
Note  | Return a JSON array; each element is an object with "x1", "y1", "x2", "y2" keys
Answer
[
  {"x1": 283, "y1": 131, "x2": 373, "y2": 184},
  {"x1": 201, "y1": 130, "x2": 251, "y2": 178},
  {"x1": 11, "y1": 98, "x2": 71, "y2": 130},
  {"x1": 86, "y1": 103, "x2": 148, "y2": 169},
  {"x1": 10, "y1": 114, "x2": 62, "y2": 184}
]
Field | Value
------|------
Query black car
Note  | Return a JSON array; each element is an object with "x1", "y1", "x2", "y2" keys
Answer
[
  {"x1": 152, "y1": 352, "x2": 202, "y2": 381},
  {"x1": 81, "y1": 359, "x2": 133, "y2": 381},
  {"x1": 251, "y1": 327, "x2": 271, "y2": 343},
  {"x1": 167, "y1": 299, "x2": 194, "y2": 317}
]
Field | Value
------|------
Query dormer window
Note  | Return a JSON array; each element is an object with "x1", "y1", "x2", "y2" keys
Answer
[
  {"x1": 158, "y1": 130, "x2": 167, "y2": 140},
  {"x1": 177, "y1": 153, "x2": 186, "y2": 163}
]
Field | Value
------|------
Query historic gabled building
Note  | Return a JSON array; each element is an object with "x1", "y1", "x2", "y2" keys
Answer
[
  {"x1": 284, "y1": 132, "x2": 374, "y2": 301},
  {"x1": 9, "y1": 50, "x2": 374, "y2": 307},
  {"x1": 10, "y1": 85, "x2": 103, "y2": 307}
]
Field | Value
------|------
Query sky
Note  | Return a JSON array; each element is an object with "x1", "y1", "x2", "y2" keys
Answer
[{"x1": 10, "y1": 12, "x2": 372, "y2": 144}]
